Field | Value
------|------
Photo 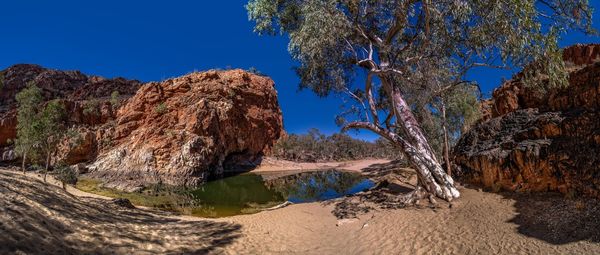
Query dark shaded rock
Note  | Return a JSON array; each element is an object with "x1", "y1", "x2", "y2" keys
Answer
[
  {"x1": 454, "y1": 44, "x2": 600, "y2": 198},
  {"x1": 111, "y1": 198, "x2": 135, "y2": 209}
]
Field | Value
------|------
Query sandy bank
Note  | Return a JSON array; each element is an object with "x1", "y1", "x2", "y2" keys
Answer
[{"x1": 2, "y1": 165, "x2": 600, "y2": 254}]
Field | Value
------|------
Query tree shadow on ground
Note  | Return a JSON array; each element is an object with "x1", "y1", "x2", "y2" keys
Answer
[
  {"x1": 498, "y1": 190, "x2": 600, "y2": 245},
  {"x1": 359, "y1": 160, "x2": 413, "y2": 181},
  {"x1": 326, "y1": 161, "x2": 437, "y2": 219},
  {"x1": 0, "y1": 170, "x2": 242, "y2": 254}
]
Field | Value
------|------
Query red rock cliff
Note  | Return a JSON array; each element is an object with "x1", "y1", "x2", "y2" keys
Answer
[
  {"x1": 0, "y1": 65, "x2": 284, "y2": 190},
  {"x1": 0, "y1": 64, "x2": 142, "y2": 162},
  {"x1": 87, "y1": 70, "x2": 283, "y2": 190},
  {"x1": 453, "y1": 44, "x2": 600, "y2": 197}
]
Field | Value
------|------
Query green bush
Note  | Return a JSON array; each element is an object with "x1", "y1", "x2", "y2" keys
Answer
[
  {"x1": 110, "y1": 91, "x2": 120, "y2": 109},
  {"x1": 0, "y1": 71, "x2": 4, "y2": 91},
  {"x1": 54, "y1": 165, "x2": 78, "y2": 189},
  {"x1": 83, "y1": 99, "x2": 100, "y2": 115},
  {"x1": 155, "y1": 102, "x2": 168, "y2": 115}
]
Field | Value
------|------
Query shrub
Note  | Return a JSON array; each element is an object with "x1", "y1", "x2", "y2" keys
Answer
[
  {"x1": 0, "y1": 71, "x2": 4, "y2": 91},
  {"x1": 110, "y1": 91, "x2": 120, "y2": 109},
  {"x1": 155, "y1": 102, "x2": 168, "y2": 115},
  {"x1": 83, "y1": 99, "x2": 100, "y2": 115},
  {"x1": 54, "y1": 165, "x2": 78, "y2": 189}
]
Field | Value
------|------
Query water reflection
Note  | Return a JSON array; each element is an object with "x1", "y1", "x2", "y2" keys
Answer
[
  {"x1": 265, "y1": 170, "x2": 374, "y2": 203},
  {"x1": 141, "y1": 170, "x2": 373, "y2": 218}
]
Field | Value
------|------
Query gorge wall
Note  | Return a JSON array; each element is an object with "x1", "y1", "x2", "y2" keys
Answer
[
  {"x1": 453, "y1": 44, "x2": 600, "y2": 197},
  {"x1": 0, "y1": 65, "x2": 283, "y2": 191}
]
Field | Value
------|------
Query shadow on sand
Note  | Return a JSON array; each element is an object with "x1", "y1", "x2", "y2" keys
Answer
[
  {"x1": 0, "y1": 170, "x2": 242, "y2": 254},
  {"x1": 335, "y1": 160, "x2": 600, "y2": 245},
  {"x1": 498, "y1": 191, "x2": 600, "y2": 245}
]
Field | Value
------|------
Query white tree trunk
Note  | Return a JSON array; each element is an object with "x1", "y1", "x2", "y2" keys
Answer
[{"x1": 384, "y1": 78, "x2": 460, "y2": 201}]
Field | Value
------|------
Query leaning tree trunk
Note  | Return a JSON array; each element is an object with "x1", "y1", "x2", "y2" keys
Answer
[{"x1": 383, "y1": 78, "x2": 460, "y2": 202}]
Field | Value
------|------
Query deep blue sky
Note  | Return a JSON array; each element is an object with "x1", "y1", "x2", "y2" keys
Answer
[{"x1": 1, "y1": 1, "x2": 598, "y2": 141}]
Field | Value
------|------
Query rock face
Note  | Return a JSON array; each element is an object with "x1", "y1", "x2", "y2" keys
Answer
[
  {"x1": 453, "y1": 44, "x2": 600, "y2": 197},
  {"x1": 0, "y1": 64, "x2": 283, "y2": 190},
  {"x1": 0, "y1": 64, "x2": 143, "y2": 166},
  {"x1": 89, "y1": 70, "x2": 283, "y2": 190}
]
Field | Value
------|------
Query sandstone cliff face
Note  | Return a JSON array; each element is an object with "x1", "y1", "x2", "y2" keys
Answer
[
  {"x1": 0, "y1": 64, "x2": 142, "y2": 163},
  {"x1": 89, "y1": 70, "x2": 283, "y2": 190},
  {"x1": 0, "y1": 64, "x2": 283, "y2": 191},
  {"x1": 454, "y1": 44, "x2": 600, "y2": 197}
]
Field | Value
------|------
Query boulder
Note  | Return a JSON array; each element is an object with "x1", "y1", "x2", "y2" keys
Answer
[
  {"x1": 453, "y1": 44, "x2": 600, "y2": 197},
  {"x1": 70, "y1": 163, "x2": 88, "y2": 175},
  {"x1": 88, "y1": 70, "x2": 283, "y2": 190},
  {"x1": 0, "y1": 65, "x2": 283, "y2": 190}
]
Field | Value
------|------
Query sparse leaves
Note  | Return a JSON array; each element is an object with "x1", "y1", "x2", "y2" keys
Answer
[
  {"x1": 110, "y1": 91, "x2": 121, "y2": 110},
  {"x1": 155, "y1": 102, "x2": 168, "y2": 115}
]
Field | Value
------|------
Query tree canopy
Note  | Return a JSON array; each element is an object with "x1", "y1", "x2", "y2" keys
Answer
[{"x1": 247, "y1": 0, "x2": 594, "y2": 202}]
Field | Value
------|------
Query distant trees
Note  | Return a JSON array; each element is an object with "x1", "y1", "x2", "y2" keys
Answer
[
  {"x1": 270, "y1": 129, "x2": 400, "y2": 162},
  {"x1": 14, "y1": 83, "x2": 66, "y2": 181}
]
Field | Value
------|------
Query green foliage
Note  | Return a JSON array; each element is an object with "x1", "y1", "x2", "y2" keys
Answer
[
  {"x1": 110, "y1": 91, "x2": 120, "y2": 109},
  {"x1": 0, "y1": 71, "x2": 4, "y2": 91},
  {"x1": 54, "y1": 165, "x2": 78, "y2": 187},
  {"x1": 248, "y1": 67, "x2": 265, "y2": 76},
  {"x1": 155, "y1": 102, "x2": 168, "y2": 115},
  {"x1": 15, "y1": 82, "x2": 44, "y2": 161},
  {"x1": 247, "y1": 0, "x2": 594, "y2": 160},
  {"x1": 39, "y1": 100, "x2": 67, "y2": 156},
  {"x1": 83, "y1": 99, "x2": 100, "y2": 115},
  {"x1": 271, "y1": 128, "x2": 401, "y2": 162},
  {"x1": 15, "y1": 83, "x2": 67, "y2": 170},
  {"x1": 66, "y1": 128, "x2": 84, "y2": 148}
]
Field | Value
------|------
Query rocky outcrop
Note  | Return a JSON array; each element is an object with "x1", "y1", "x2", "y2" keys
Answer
[
  {"x1": 0, "y1": 64, "x2": 142, "y2": 147},
  {"x1": 483, "y1": 44, "x2": 600, "y2": 120},
  {"x1": 0, "y1": 65, "x2": 283, "y2": 191},
  {"x1": 454, "y1": 44, "x2": 600, "y2": 197},
  {"x1": 89, "y1": 70, "x2": 283, "y2": 190}
]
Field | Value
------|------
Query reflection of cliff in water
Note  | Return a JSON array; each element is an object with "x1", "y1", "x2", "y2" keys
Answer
[
  {"x1": 130, "y1": 170, "x2": 374, "y2": 218},
  {"x1": 186, "y1": 174, "x2": 285, "y2": 217},
  {"x1": 265, "y1": 170, "x2": 374, "y2": 203}
]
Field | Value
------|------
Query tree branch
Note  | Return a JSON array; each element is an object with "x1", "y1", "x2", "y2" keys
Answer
[
  {"x1": 365, "y1": 72, "x2": 379, "y2": 125},
  {"x1": 342, "y1": 121, "x2": 411, "y2": 150}
]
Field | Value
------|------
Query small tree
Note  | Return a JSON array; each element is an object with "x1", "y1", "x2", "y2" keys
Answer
[
  {"x1": 54, "y1": 165, "x2": 78, "y2": 190},
  {"x1": 15, "y1": 83, "x2": 44, "y2": 174},
  {"x1": 110, "y1": 90, "x2": 121, "y2": 110},
  {"x1": 39, "y1": 100, "x2": 67, "y2": 182}
]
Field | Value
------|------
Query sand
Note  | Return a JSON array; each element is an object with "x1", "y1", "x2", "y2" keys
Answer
[
  {"x1": 251, "y1": 157, "x2": 391, "y2": 173},
  {"x1": 2, "y1": 163, "x2": 600, "y2": 254}
]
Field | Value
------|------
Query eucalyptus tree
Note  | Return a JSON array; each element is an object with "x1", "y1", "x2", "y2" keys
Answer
[
  {"x1": 247, "y1": 0, "x2": 594, "y2": 203},
  {"x1": 15, "y1": 83, "x2": 44, "y2": 174},
  {"x1": 39, "y1": 100, "x2": 66, "y2": 182}
]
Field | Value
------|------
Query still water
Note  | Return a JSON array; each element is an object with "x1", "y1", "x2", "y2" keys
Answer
[{"x1": 167, "y1": 170, "x2": 374, "y2": 217}]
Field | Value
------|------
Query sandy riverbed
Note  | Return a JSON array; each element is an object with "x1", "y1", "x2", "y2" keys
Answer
[{"x1": 2, "y1": 162, "x2": 600, "y2": 254}]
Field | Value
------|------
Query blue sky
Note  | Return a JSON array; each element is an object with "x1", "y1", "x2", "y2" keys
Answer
[{"x1": 1, "y1": 1, "x2": 598, "y2": 141}]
